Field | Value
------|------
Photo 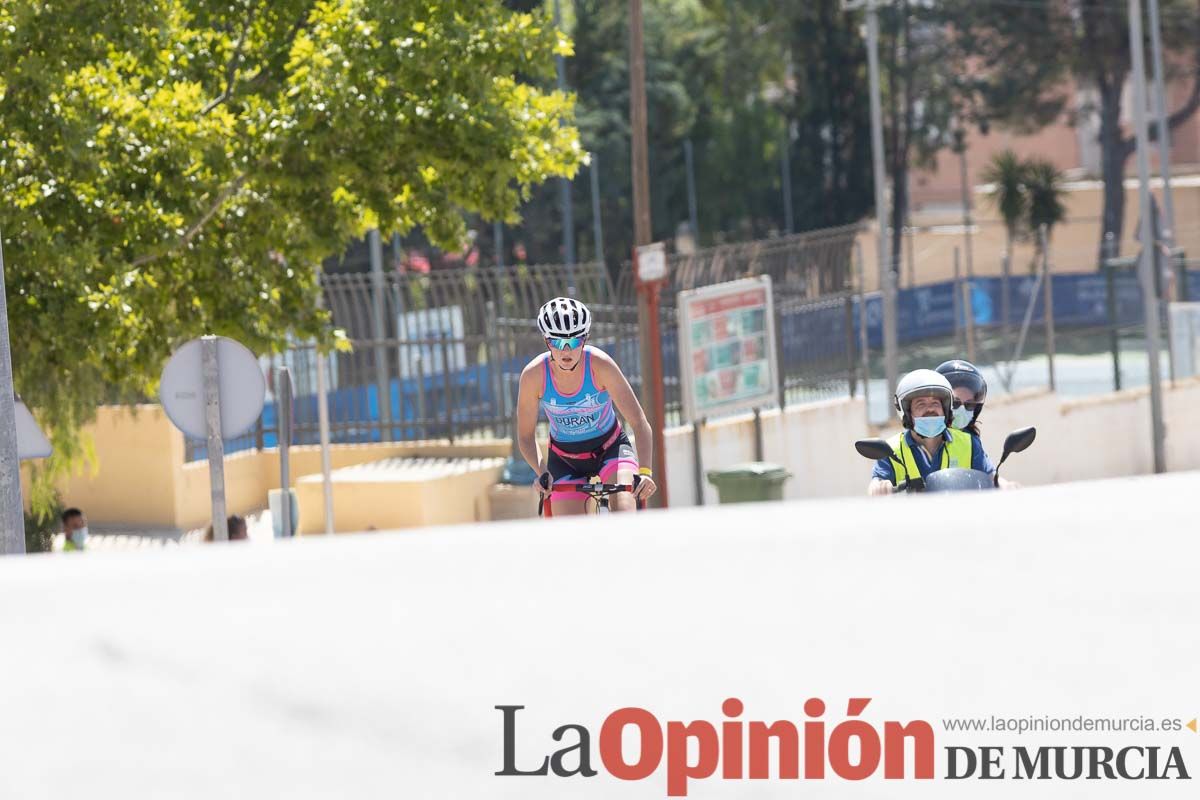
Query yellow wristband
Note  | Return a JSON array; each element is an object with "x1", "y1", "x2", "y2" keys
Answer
[{"x1": 638, "y1": 467, "x2": 654, "y2": 477}]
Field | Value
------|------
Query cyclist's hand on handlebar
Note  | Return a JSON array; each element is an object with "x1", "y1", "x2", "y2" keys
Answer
[
  {"x1": 534, "y1": 471, "x2": 553, "y2": 497},
  {"x1": 633, "y1": 474, "x2": 657, "y2": 502}
]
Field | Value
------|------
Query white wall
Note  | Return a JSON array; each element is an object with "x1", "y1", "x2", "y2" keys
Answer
[
  {"x1": 666, "y1": 377, "x2": 1200, "y2": 505},
  {"x1": 666, "y1": 396, "x2": 871, "y2": 505}
]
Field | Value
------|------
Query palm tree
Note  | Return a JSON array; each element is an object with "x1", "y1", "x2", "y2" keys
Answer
[
  {"x1": 981, "y1": 150, "x2": 1028, "y2": 331},
  {"x1": 1025, "y1": 159, "x2": 1067, "y2": 273}
]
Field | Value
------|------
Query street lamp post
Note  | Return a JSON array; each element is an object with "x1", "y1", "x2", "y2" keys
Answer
[{"x1": 1128, "y1": 0, "x2": 1168, "y2": 473}]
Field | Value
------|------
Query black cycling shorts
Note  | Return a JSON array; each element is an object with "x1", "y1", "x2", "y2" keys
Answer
[{"x1": 546, "y1": 426, "x2": 638, "y2": 496}]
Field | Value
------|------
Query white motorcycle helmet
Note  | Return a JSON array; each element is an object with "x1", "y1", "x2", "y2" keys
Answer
[{"x1": 893, "y1": 369, "x2": 954, "y2": 429}]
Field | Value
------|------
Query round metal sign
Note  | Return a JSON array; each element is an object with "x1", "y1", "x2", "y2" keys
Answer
[{"x1": 159, "y1": 337, "x2": 266, "y2": 440}]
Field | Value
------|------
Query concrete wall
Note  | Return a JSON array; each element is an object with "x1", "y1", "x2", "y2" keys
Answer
[
  {"x1": 666, "y1": 377, "x2": 1200, "y2": 505},
  {"x1": 173, "y1": 440, "x2": 512, "y2": 531},
  {"x1": 30, "y1": 379, "x2": 1200, "y2": 528},
  {"x1": 666, "y1": 397, "x2": 869, "y2": 506},
  {"x1": 296, "y1": 459, "x2": 505, "y2": 534},
  {"x1": 857, "y1": 177, "x2": 1200, "y2": 288},
  {"x1": 22, "y1": 406, "x2": 185, "y2": 527},
  {"x1": 33, "y1": 404, "x2": 513, "y2": 531}
]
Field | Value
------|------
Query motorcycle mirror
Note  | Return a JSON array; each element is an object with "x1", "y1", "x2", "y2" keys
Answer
[
  {"x1": 855, "y1": 438, "x2": 896, "y2": 462},
  {"x1": 999, "y1": 426, "x2": 1037, "y2": 465}
]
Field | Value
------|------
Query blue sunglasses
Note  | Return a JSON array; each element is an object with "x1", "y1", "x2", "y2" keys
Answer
[{"x1": 547, "y1": 335, "x2": 584, "y2": 351}]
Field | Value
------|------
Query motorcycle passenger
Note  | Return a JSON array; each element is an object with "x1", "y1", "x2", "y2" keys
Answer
[
  {"x1": 936, "y1": 359, "x2": 1019, "y2": 489},
  {"x1": 937, "y1": 359, "x2": 987, "y2": 436},
  {"x1": 867, "y1": 369, "x2": 995, "y2": 496}
]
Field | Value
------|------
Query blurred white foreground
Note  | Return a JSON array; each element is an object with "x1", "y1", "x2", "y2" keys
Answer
[{"x1": 1, "y1": 472, "x2": 1198, "y2": 799}]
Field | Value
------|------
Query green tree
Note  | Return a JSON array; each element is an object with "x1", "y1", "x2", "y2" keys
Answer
[
  {"x1": 944, "y1": 0, "x2": 1200, "y2": 261},
  {"x1": 981, "y1": 150, "x2": 1029, "y2": 260},
  {"x1": 784, "y1": 0, "x2": 873, "y2": 233},
  {"x1": 1026, "y1": 158, "x2": 1067, "y2": 271},
  {"x1": 980, "y1": 150, "x2": 1028, "y2": 304},
  {"x1": 511, "y1": 0, "x2": 875, "y2": 272},
  {"x1": 515, "y1": 0, "x2": 717, "y2": 266},
  {"x1": 0, "y1": 0, "x2": 581, "y2": 510},
  {"x1": 877, "y1": 0, "x2": 968, "y2": 279}
]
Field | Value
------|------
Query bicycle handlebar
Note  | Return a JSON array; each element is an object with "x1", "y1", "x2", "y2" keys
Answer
[
  {"x1": 538, "y1": 475, "x2": 644, "y2": 516},
  {"x1": 550, "y1": 480, "x2": 640, "y2": 496}
]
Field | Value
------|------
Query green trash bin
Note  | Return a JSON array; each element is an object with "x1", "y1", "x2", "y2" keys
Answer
[{"x1": 706, "y1": 462, "x2": 792, "y2": 504}]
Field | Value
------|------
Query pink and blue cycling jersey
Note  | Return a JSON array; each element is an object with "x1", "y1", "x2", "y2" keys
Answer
[{"x1": 540, "y1": 348, "x2": 617, "y2": 443}]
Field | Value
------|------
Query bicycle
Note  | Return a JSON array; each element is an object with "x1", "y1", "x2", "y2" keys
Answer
[{"x1": 538, "y1": 475, "x2": 646, "y2": 517}]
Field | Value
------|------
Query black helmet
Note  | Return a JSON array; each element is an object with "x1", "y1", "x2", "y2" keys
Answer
[{"x1": 936, "y1": 359, "x2": 987, "y2": 425}]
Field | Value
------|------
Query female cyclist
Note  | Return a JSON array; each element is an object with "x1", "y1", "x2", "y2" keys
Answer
[{"x1": 516, "y1": 297, "x2": 657, "y2": 514}]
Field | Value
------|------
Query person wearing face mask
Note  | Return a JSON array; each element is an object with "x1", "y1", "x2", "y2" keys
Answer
[
  {"x1": 867, "y1": 369, "x2": 995, "y2": 496},
  {"x1": 59, "y1": 507, "x2": 88, "y2": 551},
  {"x1": 935, "y1": 359, "x2": 1019, "y2": 489},
  {"x1": 937, "y1": 359, "x2": 987, "y2": 436}
]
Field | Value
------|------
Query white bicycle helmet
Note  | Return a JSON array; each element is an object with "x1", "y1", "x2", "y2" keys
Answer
[
  {"x1": 893, "y1": 369, "x2": 954, "y2": 428},
  {"x1": 536, "y1": 297, "x2": 592, "y2": 338}
]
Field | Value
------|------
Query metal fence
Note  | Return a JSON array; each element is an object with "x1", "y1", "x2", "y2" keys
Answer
[
  {"x1": 185, "y1": 224, "x2": 866, "y2": 459},
  {"x1": 182, "y1": 221, "x2": 1200, "y2": 461},
  {"x1": 616, "y1": 224, "x2": 866, "y2": 426}
]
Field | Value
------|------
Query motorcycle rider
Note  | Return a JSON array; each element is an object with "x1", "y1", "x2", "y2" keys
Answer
[{"x1": 867, "y1": 369, "x2": 996, "y2": 496}]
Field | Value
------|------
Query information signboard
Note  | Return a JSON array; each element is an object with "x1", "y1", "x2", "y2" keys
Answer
[{"x1": 677, "y1": 276, "x2": 779, "y2": 422}]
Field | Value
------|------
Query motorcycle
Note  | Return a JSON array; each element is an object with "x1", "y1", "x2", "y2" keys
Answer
[{"x1": 854, "y1": 426, "x2": 1036, "y2": 493}]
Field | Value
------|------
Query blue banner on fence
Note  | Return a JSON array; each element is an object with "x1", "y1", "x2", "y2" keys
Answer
[
  {"x1": 851, "y1": 270, "x2": 1198, "y2": 349},
  {"x1": 190, "y1": 269, "x2": 1200, "y2": 460}
]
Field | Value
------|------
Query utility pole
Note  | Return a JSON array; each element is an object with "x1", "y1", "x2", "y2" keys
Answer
[
  {"x1": 1147, "y1": 0, "x2": 1177, "y2": 249},
  {"x1": 0, "y1": 232, "x2": 25, "y2": 554},
  {"x1": 781, "y1": 126, "x2": 795, "y2": 235},
  {"x1": 846, "y1": 0, "x2": 899, "y2": 402},
  {"x1": 589, "y1": 153, "x2": 605, "y2": 264},
  {"x1": 630, "y1": 0, "x2": 652, "y2": 251},
  {"x1": 553, "y1": 0, "x2": 576, "y2": 292},
  {"x1": 1129, "y1": 0, "x2": 1168, "y2": 474},
  {"x1": 954, "y1": 128, "x2": 975, "y2": 281},
  {"x1": 630, "y1": 0, "x2": 668, "y2": 506},
  {"x1": 684, "y1": 139, "x2": 699, "y2": 244},
  {"x1": 368, "y1": 229, "x2": 392, "y2": 438}
]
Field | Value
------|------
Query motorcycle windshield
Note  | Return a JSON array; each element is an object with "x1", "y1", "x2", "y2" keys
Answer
[{"x1": 923, "y1": 468, "x2": 995, "y2": 492}]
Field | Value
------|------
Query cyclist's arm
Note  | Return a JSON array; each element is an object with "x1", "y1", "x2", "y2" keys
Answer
[
  {"x1": 591, "y1": 351, "x2": 653, "y2": 471},
  {"x1": 516, "y1": 362, "x2": 544, "y2": 475}
]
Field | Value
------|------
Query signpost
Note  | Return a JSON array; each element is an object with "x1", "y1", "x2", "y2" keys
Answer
[
  {"x1": 16, "y1": 397, "x2": 51, "y2": 461},
  {"x1": 634, "y1": 242, "x2": 669, "y2": 507},
  {"x1": 677, "y1": 276, "x2": 780, "y2": 503},
  {"x1": 0, "y1": 233, "x2": 24, "y2": 554},
  {"x1": 274, "y1": 366, "x2": 295, "y2": 538},
  {"x1": 160, "y1": 336, "x2": 265, "y2": 541}
]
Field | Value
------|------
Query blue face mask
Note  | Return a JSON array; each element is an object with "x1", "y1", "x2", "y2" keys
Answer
[
  {"x1": 913, "y1": 415, "x2": 947, "y2": 438},
  {"x1": 952, "y1": 404, "x2": 972, "y2": 431}
]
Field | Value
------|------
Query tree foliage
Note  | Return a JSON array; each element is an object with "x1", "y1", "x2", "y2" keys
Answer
[
  {"x1": 943, "y1": 0, "x2": 1200, "y2": 259},
  {"x1": 0, "y1": 0, "x2": 581, "y2": 508},
  {"x1": 981, "y1": 149, "x2": 1030, "y2": 252},
  {"x1": 508, "y1": 0, "x2": 875, "y2": 268}
]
